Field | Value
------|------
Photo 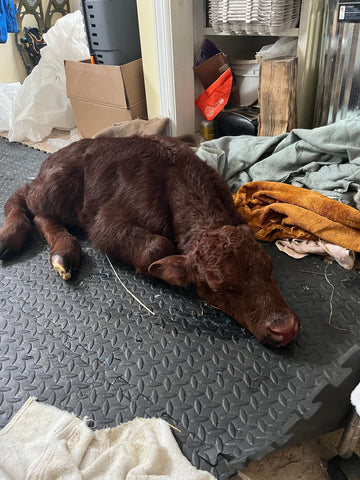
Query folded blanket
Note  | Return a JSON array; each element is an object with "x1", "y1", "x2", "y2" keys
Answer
[
  {"x1": 0, "y1": 397, "x2": 216, "y2": 480},
  {"x1": 196, "y1": 118, "x2": 360, "y2": 205},
  {"x1": 233, "y1": 181, "x2": 360, "y2": 252}
]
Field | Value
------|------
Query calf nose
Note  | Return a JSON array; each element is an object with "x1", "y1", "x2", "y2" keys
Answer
[{"x1": 268, "y1": 314, "x2": 299, "y2": 346}]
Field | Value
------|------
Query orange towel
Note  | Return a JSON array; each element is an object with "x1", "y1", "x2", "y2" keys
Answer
[{"x1": 232, "y1": 181, "x2": 360, "y2": 252}]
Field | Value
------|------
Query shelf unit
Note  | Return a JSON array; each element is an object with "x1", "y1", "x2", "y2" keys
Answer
[
  {"x1": 201, "y1": 0, "x2": 324, "y2": 129},
  {"x1": 144, "y1": 0, "x2": 323, "y2": 137}
]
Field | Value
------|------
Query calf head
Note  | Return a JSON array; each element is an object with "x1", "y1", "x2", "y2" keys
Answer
[{"x1": 148, "y1": 224, "x2": 299, "y2": 346}]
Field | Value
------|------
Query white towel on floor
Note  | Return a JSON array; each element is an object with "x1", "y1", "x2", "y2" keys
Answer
[{"x1": 0, "y1": 397, "x2": 216, "y2": 480}]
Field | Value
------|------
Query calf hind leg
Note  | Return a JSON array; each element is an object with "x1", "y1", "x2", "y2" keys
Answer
[
  {"x1": 33, "y1": 215, "x2": 81, "y2": 280},
  {"x1": 0, "y1": 186, "x2": 33, "y2": 259}
]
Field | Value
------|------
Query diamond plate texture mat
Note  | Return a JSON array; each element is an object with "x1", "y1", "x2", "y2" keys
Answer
[{"x1": 1, "y1": 137, "x2": 360, "y2": 479}]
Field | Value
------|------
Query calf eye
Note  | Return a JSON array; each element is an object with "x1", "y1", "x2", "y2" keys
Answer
[{"x1": 217, "y1": 286, "x2": 242, "y2": 295}]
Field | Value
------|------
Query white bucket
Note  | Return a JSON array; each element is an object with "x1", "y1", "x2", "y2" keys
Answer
[{"x1": 230, "y1": 59, "x2": 260, "y2": 107}]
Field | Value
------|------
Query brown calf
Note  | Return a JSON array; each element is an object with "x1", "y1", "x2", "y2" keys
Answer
[{"x1": 0, "y1": 136, "x2": 299, "y2": 346}]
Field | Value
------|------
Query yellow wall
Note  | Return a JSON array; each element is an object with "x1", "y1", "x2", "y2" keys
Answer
[
  {"x1": 0, "y1": 0, "x2": 75, "y2": 84},
  {"x1": 0, "y1": 34, "x2": 27, "y2": 83},
  {"x1": 1, "y1": 1, "x2": 45, "y2": 84},
  {"x1": 136, "y1": 0, "x2": 160, "y2": 119}
]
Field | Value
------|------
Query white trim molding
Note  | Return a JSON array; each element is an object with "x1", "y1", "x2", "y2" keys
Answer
[{"x1": 152, "y1": 0, "x2": 195, "y2": 136}]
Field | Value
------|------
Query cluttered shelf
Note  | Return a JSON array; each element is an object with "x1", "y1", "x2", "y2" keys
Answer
[
  {"x1": 197, "y1": 0, "x2": 305, "y2": 135},
  {"x1": 194, "y1": 34, "x2": 298, "y2": 139}
]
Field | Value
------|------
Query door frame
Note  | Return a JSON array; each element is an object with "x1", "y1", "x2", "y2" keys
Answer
[{"x1": 152, "y1": 0, "x2": 202, "y2": 136}]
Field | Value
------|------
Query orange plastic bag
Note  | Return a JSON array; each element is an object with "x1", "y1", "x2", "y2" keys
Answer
[{"x1": 195, "y1": 67, "x2": 233, "y2": 121}]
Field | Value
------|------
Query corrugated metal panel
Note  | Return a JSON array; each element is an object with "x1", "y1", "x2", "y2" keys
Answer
[{"x1": 315, "y1": 0, "x2": 360, "y2": 126}]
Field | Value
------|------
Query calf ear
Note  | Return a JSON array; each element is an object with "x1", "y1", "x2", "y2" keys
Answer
[{"x1": 148, "y1": 255, "x2": 190, "y2": 287}]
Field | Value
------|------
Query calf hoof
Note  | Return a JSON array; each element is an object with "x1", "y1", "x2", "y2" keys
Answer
[{"x1": 51, "y1": 254, "x2": 72, "y2": 280}]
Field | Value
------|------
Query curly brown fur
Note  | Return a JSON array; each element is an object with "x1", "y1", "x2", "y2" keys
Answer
[{"x1": 0, "y1": 135, "x2": 299, "y2": 345}]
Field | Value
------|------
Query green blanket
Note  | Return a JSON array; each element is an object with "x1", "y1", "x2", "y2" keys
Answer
[{"x1": 196, "y1": 118, "x2": 360, "y2": 205}]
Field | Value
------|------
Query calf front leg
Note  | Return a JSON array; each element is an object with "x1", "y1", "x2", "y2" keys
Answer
[
  {"x1": 89, "y1": 222, "x2": 177, "y2": 275},
  {"x1": 33, "y1": 215, "x2": 81, "y2": 280}
]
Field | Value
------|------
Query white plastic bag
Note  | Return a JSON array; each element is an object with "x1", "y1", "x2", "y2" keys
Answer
[
  {"x1": 8, "y1": 10, "x2": 89, "y2": 143},
  {"x1": 0, "y1": 82, "x2": 21, "y2": 131},
  {"x1": 255, "y1": 37, "x2": 297, "y2": 62}
]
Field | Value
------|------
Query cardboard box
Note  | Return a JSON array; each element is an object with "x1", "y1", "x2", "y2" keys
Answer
[
  {"x1": 193, "y1": 53, "x2": 240, "y2": 109},
  {"x1": 65, "y1": 58, "x2": 148, "y2": 138},
  {"x1": 193, "y1": 53, "x2": 228, "y2": 89}
]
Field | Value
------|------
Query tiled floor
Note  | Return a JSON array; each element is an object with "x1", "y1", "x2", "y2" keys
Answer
[{"x1": 2, "y1": 127, "x2": 359, "y2": 480}]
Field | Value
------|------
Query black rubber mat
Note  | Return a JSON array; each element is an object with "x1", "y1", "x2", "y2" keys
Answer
[{"x1": 1, "y1": 137, "x2": 360, "y2": 479}]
